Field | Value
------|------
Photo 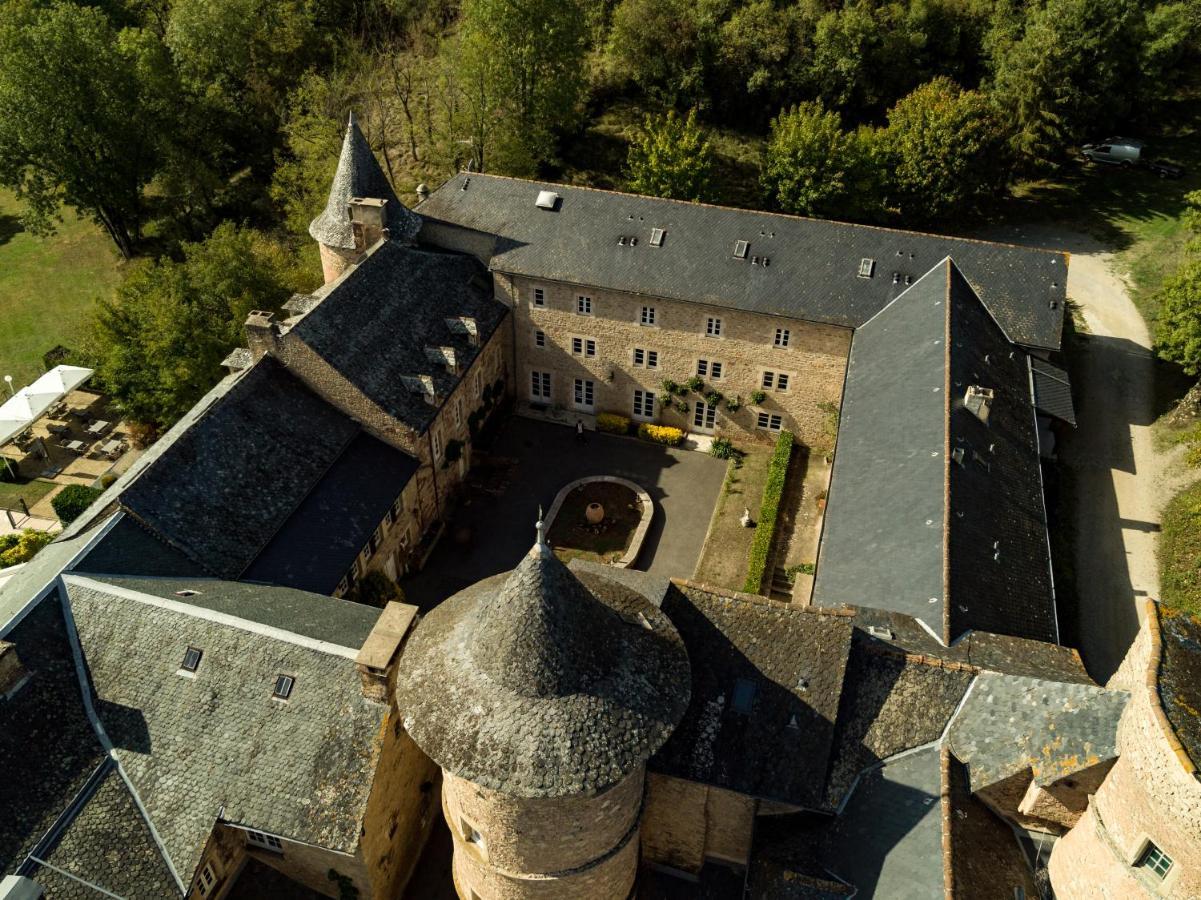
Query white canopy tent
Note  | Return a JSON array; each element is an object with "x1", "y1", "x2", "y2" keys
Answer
[{"x1": 0, "y1": 365, "x2": 94, "y2": 447}]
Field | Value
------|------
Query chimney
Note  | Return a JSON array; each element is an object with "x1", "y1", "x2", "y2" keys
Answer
[
  {"x1": 415, "y1": 183, "x2": 430, "y2": 203},
  {"x1": 0, "y1": 641, "x2": 29, "y2": 699},
  {"x1": 348, "y1": 197, "x2": 388, "y2": 252},
  {"x1": 354, "y1": 602, "x2": 418, "y2": 702},
  {"x1": 964, "y1": 385, "x2": 995, "y2": 425},
  {"x1": 244, "y1": 310, "x2": 281, "y2": 361}
]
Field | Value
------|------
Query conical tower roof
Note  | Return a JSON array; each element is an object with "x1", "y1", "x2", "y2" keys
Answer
[
  {"x1": 397, "y1": 519, "x2": 690, "y2": 798},
  {"x1": 308, "y1": 113, "x2": 422, "y2": 249}
]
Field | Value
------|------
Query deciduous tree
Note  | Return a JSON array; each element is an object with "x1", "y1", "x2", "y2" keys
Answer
[{"x1": 626, "y1": 109, "x2": 714, "y2": 202}]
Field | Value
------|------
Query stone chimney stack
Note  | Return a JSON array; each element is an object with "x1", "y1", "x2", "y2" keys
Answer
[
  {"x1": 354, "y1": 601, "x2": 418, "y2": 703},
  {"x1": 244, "y1": 310, "x2": 281, "y2": 362},
  {"x1": 348, "y1": 197, "x2": 388, "y2": 253}
]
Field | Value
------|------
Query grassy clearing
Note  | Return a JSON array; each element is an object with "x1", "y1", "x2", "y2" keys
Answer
[
  {"x1": 0, "y1": 189, "x2": 123, "y2": 386},
  {"x1": 692, "y1": 442, "x2": 772, "y2": 591},
  {"x1": 0, "y1": 477, "x2": 56, "y2": 513},
  {"x1": 1159, "y1": 480, "x2": 1201, "y2": 615}
]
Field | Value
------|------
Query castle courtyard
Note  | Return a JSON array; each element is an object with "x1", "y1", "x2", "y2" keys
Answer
[{"x1": 398, "y1": 416, "x2": 728, "y2": 610}]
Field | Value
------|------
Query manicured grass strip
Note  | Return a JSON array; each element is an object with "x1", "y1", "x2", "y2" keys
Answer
[
  {"x1": 0, "y1": 477, "x2": 56, "y2": 512},
  {"x1": 1160, "y1": 480, "x2": 1201, "y2": 615},
  {"x1": 742, "y1": 430, "x2": 794, "y2": 594}
]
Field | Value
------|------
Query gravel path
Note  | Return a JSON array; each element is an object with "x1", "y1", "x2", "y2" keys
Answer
[{"x1": 977, "y1": 224, "x2": 1190, "y2": 682}]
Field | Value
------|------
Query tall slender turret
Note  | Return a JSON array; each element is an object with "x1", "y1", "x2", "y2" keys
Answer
[
  {"x1": 309, "y1": 112, "x2": 421, "y2": 284},
  {"x1": 397, "y1": 518, "x2": 691, "y2": 899}
]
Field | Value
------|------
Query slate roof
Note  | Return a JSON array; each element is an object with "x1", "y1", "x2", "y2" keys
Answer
[
  {"x1": 652, "y1": 584, "x2": 853, "y2": 808},
  {"x1": 76, "y1": 516, "x2": 206, "y2": 579},
  {"x1": 419, "y1": 173, "x2": 1066, "y2": 350},
  {"x1": 242, "y1": 432, "x2": 418, "y2": 594},
  {"x1": 63, "y1": 575, "x2": 387, "y2": 882},
  {"x1": 85, "y1": 576, "x2": 381, "y2": 648},
  {"x1": 309, "y1": 113, "x2": 421, "y2": 249},
  {"x1": 116, "y1": 358, "x2": 417, "y2": 588},
  {"x1": 812, "y1": 260, "x2": 1058, "y2": 645},
  {"x1": 291, "y1": 242, "x2": 506, "y2": 434},
  {"x1": 947, "y1": 672, "x2": 1127, "y2": 791},
  {"x1": 1031, "y1": 357, "x2": 1076, "y2": 426},
  {"x1": 0, "y1": 598, "x2": 107, "y2": 877},
  {"x1": 25, "y1": 765, "x2": 180, "y2": 900},
  {"x1": 821, "y1": 745, "x2": 946, "y2": 898},
  {"x1": 824, "y1": 644, "x2": 973, "y2": 808},
  {"x1": 396, "y1": 540, "x2": 691, "y2": 798},
  {"x1": 1153, "y1": 605, "x2": 1201, "y2": 773}
]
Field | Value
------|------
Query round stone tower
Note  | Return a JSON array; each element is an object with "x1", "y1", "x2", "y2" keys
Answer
[
  {"x1": 397, "y1": 521, "x2": 691, "y2": 900},
  {"x1": 309, "y1": 112, "x2": 422, "y2": 285}
]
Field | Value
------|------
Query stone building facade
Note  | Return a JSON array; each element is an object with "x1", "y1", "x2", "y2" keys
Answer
[
  {"x1": 496, "y1": 272, "x2": 850, "y2": 446},
  {"x1": 1049, "y1": 599, "x2": 1201, "y2": 898}
]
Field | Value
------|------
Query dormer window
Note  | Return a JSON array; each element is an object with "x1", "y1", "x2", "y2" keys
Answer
[
  {"x1": 273, "y1": 674, "x2": 295, "y2": 701},
  {"x1": 180, "y1": 647, "x2": 203, "y2": 674}
]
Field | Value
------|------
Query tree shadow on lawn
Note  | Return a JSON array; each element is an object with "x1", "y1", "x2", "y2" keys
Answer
[{"x1": 0, "y1": 213, "x2": 23, "y2": 247}]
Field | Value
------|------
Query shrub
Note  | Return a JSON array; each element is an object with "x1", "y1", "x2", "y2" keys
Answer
[
  {"x1": 660, "y1": 378, "x2": 679, "y2": 395},
  {"x1": 597, "y1": 412, "x2": 630, "y2": 434},
  {"x1": 710, "y1": 437, "x2": 739, "y2": 460},
  {"x1": 742, "y1": 431, "x2": 794, "y2": 594},
  {"x1": 51, "y1": 484, "x2": 104, "y2": 525},
  {"x1": 725, "y1": 395, "x2": 742, "y2": 412},
  {"x1": 686, "y1": 376, "x2": 704, "y2": 392},
  {"x1": 704, "y1": 389, "x2": 723, "y2": 407},
  {"x1": 0, "y1": 529, "x2": 53, "y2": 568},
  {"x1": 348, "y1": 570, "x2": 405, "y2": 608},
  {"x1": 674, "y1": 400, "x2": 689, "y2": 414},
  {"x1": 638, "y1": 423, "x2": 684, "y2": 446},
  {"x1": 750, "y1": 389, "x2": 767, "y2": 405},
  {"x1": 658, "y1": 392, "x2": 674, "y2": 407}
]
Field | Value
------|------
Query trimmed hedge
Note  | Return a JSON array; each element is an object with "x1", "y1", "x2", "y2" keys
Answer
[
  {"x1": 597, "y1": 412, "x2": 630, "y2": 434},
  {"x1": 51, "y1": 484, "x2": 104, "y2": 525},
  {"x1": 638, "y1": 423, "x2": 684, "y2": 446},
  {"x1": 742, "y1": 431, "x2": 794, "y2": 594}
]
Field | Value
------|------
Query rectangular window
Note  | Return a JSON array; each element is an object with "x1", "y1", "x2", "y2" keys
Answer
[
  {"x1": 733, "y1": 240, "x2": 749, "y2": 259},
  {"x1": 474, "y1": 371, "x2": 482, "y2": 398},
  {"x1": 1137, "y1": 843, "x2": 1173, "y2": 880},
  {"x1": 693, "y1": 401, "x2": 717, "y2": 431},
  {"x1": 649, "y1": 228, "x2": 665, "y2": 247},
  {"x1": 706, "y1": 317, "x2": 723, "y2": 337},
  {"x1": 432, "y1": 428, "x2": 442, "y2": 460},
  {"x1": 180, "y1": 647, "x2": 203, "y2": 673},
  {"x1": 574, "y1": 378, "x2": 595, "y2": 410},
  {"x1": 585, "y1": 338, "x2": 596, "y2": 357},
  {"x1": 197, "y1": 863, "x2": 217, "y2": 897},
  {"x1": 246, "y1": 830, "x2": 283, "y2": 853},
  {"x1": 757, "y1": 412, "x2": 783, "y2": 431},
  {"x1": 696, "y1": 360, "x2": 708, "y2": 377},
  {"x1": 454, "y1": 399, "x2": 463, "y2": 428},
  {"x1": 776, "y1": 373, "x2": 790, "y2": 392},
  {"x1": 384, "y1": 507, "x2": 396, "y2": 527},
  {"x1": 534, "y1": 329, "x2": 545, "y2": 348},
  {"x1": 272, "y1": 674, "x2": 295, "y2": 700},
  {"x1": 775, "y1": 328, "x2": 790, "y2": 348},
  {"x1": 858, "y1": 258, "x2": 875, "y2": 278},
  {"x1": 633, "y1": 348, "x2": 645, "y2": 367},
  {"x1": 577, "y1": 295, "x2": 592, "y2": 315},
  {"x1": 646, "y1": 350, "x2": 658, "y2": 369},
  {"x1": 461, "y1": 818, "x2": 484, "y2": 848},
  {"x1": 391, "y1": 495, "x2": 403, "y2": 519},
  {"x1": 572, "y1": 336, "x2": 583, "y2": 355},
  {"x1": 640, "y1": 306, "x2": 656, "y2": 326},
  {"x1": 533, "y1": 287, "x2": 545, "y2": 307},
  {"x1": 762, "y1": 371, "x2": 775, "y2": 389},
  {"x1": 710, "y1": 361, "x2": 723, "y2": 379},
  {"x1": 632, "y1": 389, "x2": 655, "y2": 421},
  {"x1": 530, "y1": 370, "x2": 552, "y2": 400},
  {"x1": 369, "y1": 527, "x2": 382, "y2": 554}
]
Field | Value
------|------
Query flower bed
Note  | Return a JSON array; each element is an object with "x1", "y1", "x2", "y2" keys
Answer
[
  {"x1": 544, "y1": 476, "x2": 653, "y2": 567},
  {"x1": 742, "y1": 430, "x2": 795, "y2": 593}
]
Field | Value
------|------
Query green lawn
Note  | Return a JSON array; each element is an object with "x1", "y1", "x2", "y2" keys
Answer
[
  {"x1": 1159, "y1": 480, "x2": 1201, "y2": 615},
  {"x1": 0, "y1": 476, "x2": 56, "y2": 513},
  {"x1": 0, "y1": 189, "x2": 123, "y2": 386}
]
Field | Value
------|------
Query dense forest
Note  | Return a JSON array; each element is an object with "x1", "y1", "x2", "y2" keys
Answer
[{"x1": 0, "y1": 0, "x2": 1199, "y2": 427}]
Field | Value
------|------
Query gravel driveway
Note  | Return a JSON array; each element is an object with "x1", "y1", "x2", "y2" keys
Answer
[{"x1": 976, "y1": 224, "x2": 1190, "y2": 682}]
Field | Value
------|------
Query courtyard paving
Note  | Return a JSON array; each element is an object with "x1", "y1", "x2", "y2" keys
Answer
[{"x1": 399, "y1": 416, "x2": 727, "y2": 611}]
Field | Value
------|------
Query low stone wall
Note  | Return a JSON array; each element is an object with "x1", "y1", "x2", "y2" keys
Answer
[{"x1": 544, "y1": 476, "x2": 653, "y2": 569}]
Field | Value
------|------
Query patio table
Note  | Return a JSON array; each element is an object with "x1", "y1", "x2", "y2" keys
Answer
[
  {"x1": 99, "y1": 439, "x2": 123, "y2": 457},
  {"x1": 64, "y1": 439, "x2": 86, "y2": 453},
  {"x1": 86, "y1": 420, "x2": 110, "y2": 436}
]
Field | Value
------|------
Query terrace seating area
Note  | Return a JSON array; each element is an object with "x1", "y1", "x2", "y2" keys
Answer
[{"x1": 2, "y1": 389, "x2": 132, "y2": 481}]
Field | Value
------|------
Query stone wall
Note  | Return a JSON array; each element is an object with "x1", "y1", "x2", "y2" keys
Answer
[
  {"x1": 202, "y1": 824, "x2": 370, "y2": 900},
  {"x1": 360, "y1": 717, "x2": 442, "y2": 900},
  {"x1": 1049, "y1": 603, "x2": 1201, "y2": 898},
  {"x1": 497, "y1": 274, "x2": 851, "y2": 448},
  {"x1": 640, "y1": 774, "x2": 756, "y2": 874}
]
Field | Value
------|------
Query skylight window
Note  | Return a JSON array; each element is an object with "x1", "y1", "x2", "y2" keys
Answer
[
  {"x1": 174, "y1": 589, "x2": 200, "y2": 597},
  {"x1": 649, "y1": 228, "x2": 665, "y2": 247},
  {"x1": 732, "y1": 677, "x2": 757, "y2": 714},
  {"x1": 180, "y1": 647, "x2": 203, "y2": 673},
  {"x1": 733, "y1": 240, "x2": 750, "y2": 259},
  {"x1": 273, "y1": 674, "x2": 295, "y2": 700},
  {"x1": 858, "y1": 258, "x2": 875, "y2": 278}
]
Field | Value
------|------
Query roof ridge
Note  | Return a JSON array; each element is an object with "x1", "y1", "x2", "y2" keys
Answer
[
  {"x1": 670, "y1": 578, "x2": 857, "y2": 615},
  {"x1": 442, "y1": 172, "x2": 1068, "y2": 258}
]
